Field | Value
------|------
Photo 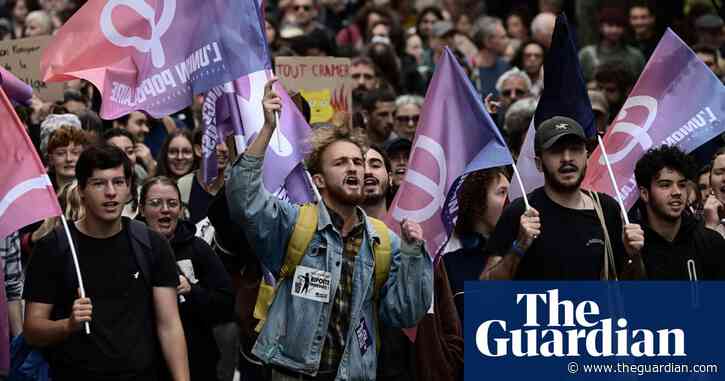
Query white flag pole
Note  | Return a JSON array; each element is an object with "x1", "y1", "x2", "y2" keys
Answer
[
  {"x1": 597, "y1": 135, "x2": 630, "y2": 225},
  {"x1": 59, "y1": 214, "x2": 91, "y2": 335},
  {"x1": 511, "y1": 160, "x2": 531, "y2": 210}
]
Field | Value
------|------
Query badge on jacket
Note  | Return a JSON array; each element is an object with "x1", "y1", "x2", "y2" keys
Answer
[{"x1": 291, "y1": 266, "x2": 332, "y2": 303}]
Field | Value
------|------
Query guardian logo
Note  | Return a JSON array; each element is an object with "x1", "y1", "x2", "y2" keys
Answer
[
  {"x1": 100, "y1": 0, "x2": 176, "y2": 68},
  {"x1": 476, "y1": 289, "x2": 686, "y2": 358}
]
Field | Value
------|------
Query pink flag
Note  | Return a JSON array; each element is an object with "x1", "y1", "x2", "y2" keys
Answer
[
  {"x1": 582, "y1": 30, "x2": 725, "y2": 208},
  {"x1": 41, "y1": 0, "x2": 268, "y2": 119},
  {"x1": 0, "y1": 87, "x2": 61, "y2": 239}
]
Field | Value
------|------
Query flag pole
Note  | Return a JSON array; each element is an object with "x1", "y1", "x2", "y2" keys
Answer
[
  {"x1": 59, "y1": 214, "x2": 91, "y2": 334},
  {"x1": 511, "y1": 160, "x2": 531, "y2": 210},
  {"x1": 597, "y1": 135, "x2": 630, "y2": 225}
]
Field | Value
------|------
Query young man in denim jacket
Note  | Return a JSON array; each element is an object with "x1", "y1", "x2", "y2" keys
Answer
[{"x1": 226, "y1": 79, "x2": 433, "y2": 380}]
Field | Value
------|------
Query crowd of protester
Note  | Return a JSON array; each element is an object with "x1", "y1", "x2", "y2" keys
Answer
[{"x1": 0, "y1": 0, "x2": 723, "y2": 380}]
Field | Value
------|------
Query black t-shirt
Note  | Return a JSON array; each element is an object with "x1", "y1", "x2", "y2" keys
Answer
[
  {"x1": 23, "y1": 220, "x2": 179, "y2": 381},
  {"x1": 486, "y1": 187, "x2": 626, "y2": 280}
]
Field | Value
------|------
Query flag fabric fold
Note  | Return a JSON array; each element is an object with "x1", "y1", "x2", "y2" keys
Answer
[
  {"x1": 385, "y1": 47, "x2": 512, "y2": 258},
  {"x1": 0, "y1": 87, "x2": 61, "y2": 239},
  {"x1": 509, "y1": 13, "x2": 595, "y2": 201},
  {"x1": 41, "y1": 0, "x2": 268, "y2": 119},
  {"x1": 582, "y1": 29, "x2": 725, "y2": 208},
  {"x1": 0, "y1": 67, "x2": 32, "y2": 106}
]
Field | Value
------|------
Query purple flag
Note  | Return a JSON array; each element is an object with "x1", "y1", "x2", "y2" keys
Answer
[
  {"x1": 384, "y1": 48, "x2": 512, "y2": 258},
  {"x1": 509, "y1": 14, "x2": 595, "y2": 201},
  {"x1": 202, "y1": 69, "x2": 315, "y2": 202},
  {"x1": 583, "y1": 29, "x2": 725, "y2": 208}
]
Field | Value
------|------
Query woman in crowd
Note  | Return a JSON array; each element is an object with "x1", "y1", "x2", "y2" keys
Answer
[
  {"x1": 139, "y1": 176, "x2": 234, "y2": 381},
  {"x1": 443, "y1": 167, "x2": 510, "y2": 323},
  {"x1": 705, "y1": 148, "x2": 725, "y2": 238},
  {"x1": 155, "y1": 129, "x2": 196, "y2": 181},
  {"x1": 7, "y1": 0, "x2": 40, "y2": 38}
]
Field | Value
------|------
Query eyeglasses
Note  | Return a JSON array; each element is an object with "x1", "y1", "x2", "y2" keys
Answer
[
  {"x1": 145, "y1": 198, "x2": 180, "y2": 209},
  {"x1": 294, "y1": 4, "x2": 312, "y2": 12},
  {"x1": 52, "y1": 148, "x2": 83, "y2": 159},
  {"x1": 351, "y1": 73, "x2": 374, "y2": 80},
  {"x1": 168, "y1": 149, "x2": 193, "y2": 158},
  {"x1": 502, "y1": 89, "x2": 527, "y2": 97},
  {"x1": 396, "y1": 115, "x2": 420, "y2": 125}
]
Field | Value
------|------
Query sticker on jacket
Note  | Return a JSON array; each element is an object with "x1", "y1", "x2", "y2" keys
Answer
[
  {"x1": 355, "y1": 318, "x2": 372, "y2": 355},
  {"x1": 291, "y1": 266, "x2": 331, "y2": 303}
]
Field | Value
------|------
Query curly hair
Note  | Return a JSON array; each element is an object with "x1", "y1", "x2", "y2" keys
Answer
[
  {"x1": 454, "y1": 167, "x2": 508, "y2": 236},
  {"x1": 46, "y1": 125, "x2": 92, "y2": 157},
  {"x1": 634, "y1": 145, "x2": 697, "y2": 189},
  {"x1": 306, "y1": 125, "x2": 367, "y2": 176}
]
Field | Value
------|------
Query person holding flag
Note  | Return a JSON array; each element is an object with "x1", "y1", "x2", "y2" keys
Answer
[
  {"x1": 633, "y1": 145, "x2": 725, "y2": 279},
  {"x1": 23, "y1": 145, "x2": 190, "y2": 381},
  {"x1": 481, "y1": 116, "x2": 645, "y2": 280},
  {"x1": 225, "y1": 79, "x2": 432, "y2": 380}
]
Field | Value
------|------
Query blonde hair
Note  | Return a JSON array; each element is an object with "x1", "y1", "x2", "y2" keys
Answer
[
  {"x1": 306, "y1": 125, "x2": 367, "y2": 175},
  {"x1": 58, "y1": 180, "x2": 84, "y2": 221}
]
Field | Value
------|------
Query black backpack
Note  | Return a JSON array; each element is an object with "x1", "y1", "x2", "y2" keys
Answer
[{"x1": 52, "y1": 218, "x2": 157, "y2": 290}]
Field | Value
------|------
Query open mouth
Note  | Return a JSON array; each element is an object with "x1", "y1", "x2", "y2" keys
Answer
[
  {"x1": 364, "y1": 177, "x2": 379, "y2": 186},
  {"x1": 157, "y1": 216, "x2": 173, "y2": 228},
  {"x1": 394, "y1": 168, "x2": 406, "y2": 176},
  {"x1": 102, "y1": 201, "x2": 119, "y2": 210},
  {"x1": 668, "y1": 200, "x2": 683, "y2": 208},
  {"x1": 344, "y1": 176, "x2": 360, "y2": 187}
]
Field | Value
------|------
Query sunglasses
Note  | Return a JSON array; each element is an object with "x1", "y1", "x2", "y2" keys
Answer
[
  {"x1": 351, "y1": 73, "x2": 374, "y2": 80},
  {"x1": 294, "y1": 5, "x2": 312, "y2": 11},
  {"x1": 396, "y1": 115, "x2": 420, "y2": 124},
  {"x1": 502, "y1": 89, "x2": 527, "y2": 97}
]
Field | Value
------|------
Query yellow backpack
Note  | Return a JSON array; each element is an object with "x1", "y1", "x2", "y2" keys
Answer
[{"x1": 253, "y1": 204, "x2": 392, "y2": 333}]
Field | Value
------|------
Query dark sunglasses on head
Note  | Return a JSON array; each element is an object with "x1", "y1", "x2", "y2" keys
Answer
[{"x1": 396, "y1": 115, "x2": 420, "y2": 124}]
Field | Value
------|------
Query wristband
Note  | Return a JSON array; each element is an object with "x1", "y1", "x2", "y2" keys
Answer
[{"x1": 511, "y1": 240, "x2": 526, "y2": 258}]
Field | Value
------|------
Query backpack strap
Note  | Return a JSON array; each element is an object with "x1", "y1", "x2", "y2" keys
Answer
[
  {"x1": 127, "y1": 219, "x2": 154, "y2": 288},
  {"x1": 368, "y1": 217, "x2": 392, "y2": 299},
  {"x1": 253, "y1": 203, "x2": 319, "y2": 332},
  {"x1": 280, "y1": 204, "x2": 319, "y2": 278}
]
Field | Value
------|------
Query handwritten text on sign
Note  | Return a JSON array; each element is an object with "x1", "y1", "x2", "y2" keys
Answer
[
  {"x1": 0, "y1": 36, "x2": 63, "y2": 101},
  {"x1": 275, "y1": 56, "x2": 353, "y2": 124}
]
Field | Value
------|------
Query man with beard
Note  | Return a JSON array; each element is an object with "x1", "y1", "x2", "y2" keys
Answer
[
  {"x1": 226, "y1": 80, "x2": 432, "y2": 380},
  {"x1": 633, "y1": 146, "x2": 725, "y2": 279},
  {"x1": 482, "y1": 116, "x2": 645, "y2": 280},
  {"x1": 361, "y1": 145, "x2": 391, "y2": 219}
]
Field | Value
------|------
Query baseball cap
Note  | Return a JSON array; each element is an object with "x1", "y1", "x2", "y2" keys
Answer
[{"x1": 534, "y1": 116, "x2": 586, "y2": 154}]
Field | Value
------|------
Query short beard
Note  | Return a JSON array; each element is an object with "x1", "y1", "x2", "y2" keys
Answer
[
  {"x1": 542, "y1": 163, "x2": 586, "y2": 194},
  {"x1": 362, "y1": 186, "x2": 388, "y2": 206},
  {"x1": 648, "y1": 200, "x2": 682, "y2": 224},
  {"x1": 327, "y1": 183, "x2": 364, "y2": 206}
]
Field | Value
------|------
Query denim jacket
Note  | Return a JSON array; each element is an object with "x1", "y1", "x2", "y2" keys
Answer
[{"x1": 226, "y1": 155, "x2": 433, "y2": 380}]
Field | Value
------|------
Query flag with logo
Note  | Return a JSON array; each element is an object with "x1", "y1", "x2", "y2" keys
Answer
[
  {"x1": 41, "y1": 0, "x2": 268, "y2": 119},
  {"x1": 385, "y1": 47, "x2": 512, "y2": 258},
  {"x1": 0, "y1": 87, "x2": 61, "y2": 239},
  {"x1": 200, "y1": 0, "x2": 314, "y2": 202},
  {"x1": 582, "y1": 29, "x2": 725, "y2": 209},
  {"x1": 509, "y1": 14, "x2": 596, "y2": 201}
]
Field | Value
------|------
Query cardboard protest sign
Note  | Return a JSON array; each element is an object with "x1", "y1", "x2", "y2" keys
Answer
[
  {"x1": 275, "y1": 57, "x2": 352, "y2": 124},
  {"x1": 0, "y1": 36, "x2": 63, "y2": 102}
]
